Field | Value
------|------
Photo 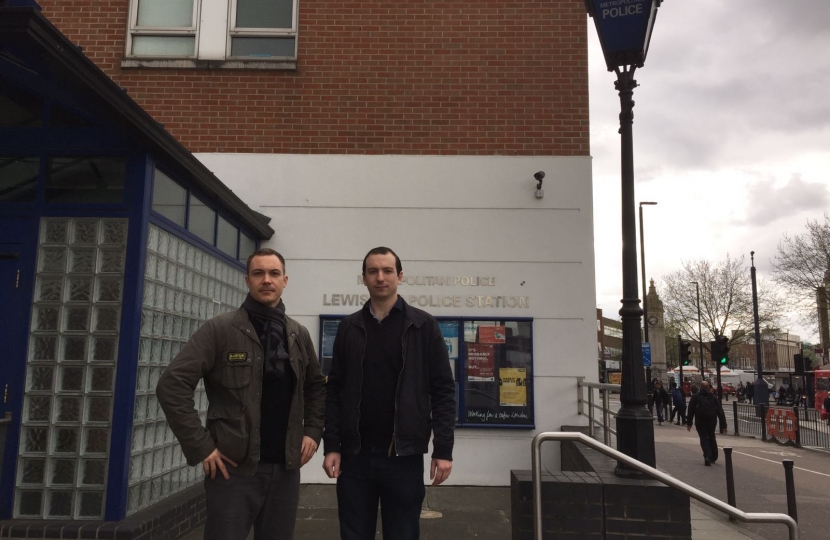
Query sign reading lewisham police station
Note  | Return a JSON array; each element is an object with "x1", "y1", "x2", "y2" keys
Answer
[{"x1": 322, "y1": 274, "x2": 529, "y2": 309}]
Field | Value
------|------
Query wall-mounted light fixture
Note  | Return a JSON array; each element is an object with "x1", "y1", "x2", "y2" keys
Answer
[{"x1": 534, "y1": 171, "x2": 545, "y2": 199}]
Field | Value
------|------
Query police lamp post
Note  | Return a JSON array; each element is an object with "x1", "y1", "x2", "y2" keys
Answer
[{"x1": 585, "y1": 0, "x2": 663, "y2": 473}]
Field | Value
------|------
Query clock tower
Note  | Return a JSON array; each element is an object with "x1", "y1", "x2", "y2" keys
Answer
[{"x1": 646, "y1": 279, "x2": 668, "y2": 382}]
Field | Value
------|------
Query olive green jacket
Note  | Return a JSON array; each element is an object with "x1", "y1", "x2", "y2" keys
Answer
[{"x1": 157, "y1": 307, "x2": 326, "y2": 474}]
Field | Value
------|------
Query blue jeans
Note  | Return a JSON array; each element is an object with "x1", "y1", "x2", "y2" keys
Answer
[{"x1": 337, "y1": 450, "x2": 425, "y2": 540}]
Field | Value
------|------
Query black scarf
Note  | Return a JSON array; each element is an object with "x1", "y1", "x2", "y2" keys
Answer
[{"x1": 242, "y1": 294, "x2": 289, "y2": 380}]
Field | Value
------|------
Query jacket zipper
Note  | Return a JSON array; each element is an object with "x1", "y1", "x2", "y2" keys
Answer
[
  {"x1": 356, "y1": 324, "x2": 367, "y2": 454},
  {"x1": 389, "y1": 321, "x2": 413, "y2": 457}
]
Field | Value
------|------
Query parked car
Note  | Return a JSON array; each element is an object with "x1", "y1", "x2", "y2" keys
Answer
[{"x1": 718, "y1": 383, "x2": 736, "y2": 396}]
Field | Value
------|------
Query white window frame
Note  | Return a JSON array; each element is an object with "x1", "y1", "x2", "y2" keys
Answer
[
  {"x1": 227, "y1": 0, "x2": 299, "y2": 59},
  {"x1": 125, "y1": 0, "x2": 201, "y2": 59},
  {"x1": 123, "y1": 0, "x2": 299, "y2": 69}
]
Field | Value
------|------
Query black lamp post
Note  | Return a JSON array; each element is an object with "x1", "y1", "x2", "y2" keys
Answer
[
  {"x1": 639, "y1": 201, "x2": 657, "y2": 396},
  {"x1": 690, "y1": 280, "x2": 703, "y2": 370},
  {"x1": 586, "y1": 0, "x2": 663, "y2": 473}
]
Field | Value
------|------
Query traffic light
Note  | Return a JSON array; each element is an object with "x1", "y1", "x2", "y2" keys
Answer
[
  {"x1": 680, "y1": 341, "x2": 692, "y2": 366},
  {"x1": 794, "y1": 353, "x2": 804, "y2": 375},
  {"x1": 712, "y1": 335, "x2": 729, "y2": 367}
]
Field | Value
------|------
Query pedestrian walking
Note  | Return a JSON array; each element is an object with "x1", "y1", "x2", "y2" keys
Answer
[
  {"x1": 322, "y1": 247, "x2": 456, "y2": 540},
  {"x1": 669, "y1": 381, "x2": 687, "y2": 425},
  {"x1": 653, "y1": 380, "x2": 669, "y2": 425},
  {"x1": 824, "y1": 394, "x2": 830, "y2": 426},
  {"x1": 157, "y1": 249, "x2": 326, "y2": 540},
  {"x1": 746, "y1": 382, "x2": 754, "y2": 404},
  {"x1": 686, "y1": 381, "x2": 727, "y2": 466}
]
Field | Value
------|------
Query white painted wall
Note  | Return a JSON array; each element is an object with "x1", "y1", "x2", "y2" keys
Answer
[{"x1": 196, "y1": 153, "x2": 598, "y2": 485}]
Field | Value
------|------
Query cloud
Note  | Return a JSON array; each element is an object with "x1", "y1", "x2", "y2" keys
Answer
[{"x1": 742, "y1": 175, "x2": 830, "y2": 226}]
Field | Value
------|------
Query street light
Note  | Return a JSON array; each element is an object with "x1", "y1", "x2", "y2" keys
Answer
[
  {"x1": 585, "y1": 0, "x2": 664, "y2": 474},
  {"x1": 690, "y1": 281, "x2": 703, "y2": 371},
  {"x1": 639, "y1": 201, "x2": 657, "y2": 396}
]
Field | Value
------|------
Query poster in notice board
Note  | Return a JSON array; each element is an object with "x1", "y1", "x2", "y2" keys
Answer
[{"x1": 462, "y1": 319, "x2": 533, "y2": 427}]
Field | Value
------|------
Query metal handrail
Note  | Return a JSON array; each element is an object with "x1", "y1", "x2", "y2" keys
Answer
[
  {"x1": 532, "y1": 431, "x2": 799, "y2": 540},
  {"x1": 577, "y1": 379, "x2": 619, "y2": 445}
]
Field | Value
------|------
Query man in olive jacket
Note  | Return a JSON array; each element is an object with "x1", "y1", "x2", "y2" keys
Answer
[
  {"x1": 157, "y1": 249, "x2": 325, "y2": 540},
  {"x1": 323, "y1": 247, "x2": 456, "y2": 540}
]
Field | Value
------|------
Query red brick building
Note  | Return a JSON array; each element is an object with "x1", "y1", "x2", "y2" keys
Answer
[
  {"x1": 38, "y1": 0, "x2": 590, "y2": 156},
  {"x1": 2, "y1": 0, "x2": 598, "y2": 527}
]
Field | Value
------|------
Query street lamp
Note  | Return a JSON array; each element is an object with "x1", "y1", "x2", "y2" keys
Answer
[
  {"x1": 690, "y1": 281, "x2": 703, "y2": 371},
  {"x1": 639, "y1": 201, "x2": 657, "y2": 395},
  {"x1": 585, "y1": 0, "x2": 663, "y2": 474}
]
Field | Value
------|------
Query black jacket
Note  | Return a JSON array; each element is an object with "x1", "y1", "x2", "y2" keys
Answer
[
  {"x1": 323, "y1": 298, "x2": 456, "y2": 460},
  {"x1": 686, "y1": 390, "x2": 727, "y2": 430}
]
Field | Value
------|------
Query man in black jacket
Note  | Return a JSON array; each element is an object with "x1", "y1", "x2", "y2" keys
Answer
[
  {"x1": 323, "y1": 247, "x2": 456, "y2": 540},
  {"x1": 686, "y1": 381, "x2": 727, "y2": 466}
]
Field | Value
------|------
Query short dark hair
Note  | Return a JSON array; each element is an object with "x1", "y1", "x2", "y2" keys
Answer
[
  {"x1": 362, "y1": 246, "x2": 402, "y2": 275},
  {"x1": 246, "y1": 248, "x2": 286, "y2": 275}
]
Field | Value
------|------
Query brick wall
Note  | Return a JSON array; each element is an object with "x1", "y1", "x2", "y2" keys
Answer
[{"x1": 38, "y1": 0, "x2": 590, "y2": 156}]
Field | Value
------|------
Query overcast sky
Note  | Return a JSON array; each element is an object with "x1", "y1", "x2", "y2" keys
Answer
[{"x1": 590, "y1": 0, "x2": 830, "y2": 342}]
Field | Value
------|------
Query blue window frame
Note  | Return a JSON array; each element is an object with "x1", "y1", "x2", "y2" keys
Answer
[{"x1": 148, "y1": 167, "x2": 258, "y2": 266}]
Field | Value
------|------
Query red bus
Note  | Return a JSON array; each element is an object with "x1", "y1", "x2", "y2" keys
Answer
[{"x1": 815, "y1": 369, "x2": 830, "y2": 419}]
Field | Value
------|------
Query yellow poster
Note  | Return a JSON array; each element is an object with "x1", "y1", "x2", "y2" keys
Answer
[{"x1": 499, "y1": 368, "x2": 527, "y2": 406}]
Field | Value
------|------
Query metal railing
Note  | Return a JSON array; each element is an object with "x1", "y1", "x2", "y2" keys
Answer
[
  {"x1": 531, "y1": 431, "x2": 799, "y2": 540},
  {"x1": 576, "y1": 378, "x2": 619, "y2": 445},
  {"x1": 732, "y1": 403, "x2": 830, "y2": 449}
]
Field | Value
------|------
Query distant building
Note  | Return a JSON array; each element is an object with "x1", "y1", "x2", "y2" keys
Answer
[{"x1": 597, "y1": 309, "x2": 622, "y2": 378}]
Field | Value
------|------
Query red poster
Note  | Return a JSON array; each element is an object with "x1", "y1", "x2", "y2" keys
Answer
[
  {"x1": 479, "y1": 325, "x2": 506, "y2": 344},
  {"x1": 467, "y1": 344, "x2": 495, "y2": 381}
]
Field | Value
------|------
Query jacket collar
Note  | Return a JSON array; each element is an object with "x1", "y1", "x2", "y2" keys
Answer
[{"x1": 349, "y1": 296, "x2": 427, "y2": 329}]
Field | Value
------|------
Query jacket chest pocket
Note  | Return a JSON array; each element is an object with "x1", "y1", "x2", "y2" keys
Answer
[{"x1": 221, "y1": 360, "x2": 252, "y2": 388}]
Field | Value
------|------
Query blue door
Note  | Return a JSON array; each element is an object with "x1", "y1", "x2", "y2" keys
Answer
[{"x1": 0, "y1": 217, "x2": 36, "y2": 518}]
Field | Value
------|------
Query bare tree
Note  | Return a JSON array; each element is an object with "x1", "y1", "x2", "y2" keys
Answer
[
  {"x1": 660, "y1": 256, "x2": 782, "y2": 362},
  {"x1": 771, "y1": 213, "x2": 830, "y2": 340}
]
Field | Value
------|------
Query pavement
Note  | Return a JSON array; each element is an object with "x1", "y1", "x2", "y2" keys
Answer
[
  {"x1": 178, "y1": 443, "x2": 780, "y2": 540},
  {"x1": 177, "y1": 396, "x2": 828, "y2": 539}
]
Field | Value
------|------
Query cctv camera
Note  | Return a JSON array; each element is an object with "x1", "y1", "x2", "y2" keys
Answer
[{"x1": 533, "y1": 171, "x2": 545, "y2": 182}]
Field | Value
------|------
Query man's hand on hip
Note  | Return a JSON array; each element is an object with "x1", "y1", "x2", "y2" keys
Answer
[
  {"x1": 323, "y1": 452, "x2": 341, "y2": 478},
  {"x1": 300, "y1": 436, "x2": 318, "y2": 466},
  {"x1": 430, "y1": 458, "x2": 452, "y2": 486},
  {"x1": 203, "y1": 449, "x2": 237, "y2": 480}
]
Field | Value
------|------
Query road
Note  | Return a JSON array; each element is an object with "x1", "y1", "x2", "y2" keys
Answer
[{"x1": 608, "y1": 396, "x2": 830, "y2": 539}]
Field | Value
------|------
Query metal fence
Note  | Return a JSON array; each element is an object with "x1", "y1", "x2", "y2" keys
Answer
[
  {"x1": 794, "y1": 407, "x2": 830, "y2": 448},
  {"x1": 576, "y1": 378, "x2": 619, "y2": 446},
  {"x1": 732, "y1": 402, "x2": 830, "y2": 449}
]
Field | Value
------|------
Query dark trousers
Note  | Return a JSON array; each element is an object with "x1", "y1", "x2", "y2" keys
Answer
[
  {"x1": 670, "y1": 406, "x2": 687, "y2": 424},
  {"x1": 695, "y1": 423, "x2": 719, "y2": 463},
  {"x1": 337, "y1": 451, "x2": 425, "y2": 540},
  {"x1": 204, "y1": 461, "x2": 300, "y2": 540}
]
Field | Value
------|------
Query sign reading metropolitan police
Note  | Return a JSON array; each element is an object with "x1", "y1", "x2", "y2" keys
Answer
[{"x1": 587, "y1": 0, "x2": 659, "y2": 69}]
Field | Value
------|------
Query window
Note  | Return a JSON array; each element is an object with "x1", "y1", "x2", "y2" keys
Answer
[
  {"x1": 45, "y1": 157, "x2": 126, "y2": 204},
  {"x1": 125, "y1": 0, "x2": 298, "y2": 66},
  {"x1": 0, "y1": 156, "x2": 39, "y2": 202},
  {"x1": 216, "y1": 215, "x2": 238, "y2": 258},
  {"x1": 238, "y1": 233, "x2": 256, "y2": 263},
  {"x1": 187, "y1": 194, "x2": 216, "y2": 245},
  {"x1": 150, "y1": 170, "x2": 259, "y2": 263},
  {"x1": 151, "y1": 169, "x2": 187, "y2": 227}
]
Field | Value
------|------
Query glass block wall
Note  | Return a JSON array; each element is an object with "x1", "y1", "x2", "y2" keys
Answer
[
  {"x1": 128, "y1": 224, "x2": 246, "y2": 515},
  {"x1": 16, "y1": 218, "x2": 128, "y2": 519}
]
